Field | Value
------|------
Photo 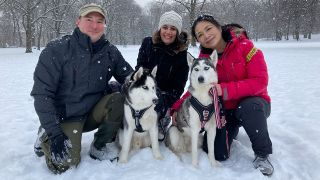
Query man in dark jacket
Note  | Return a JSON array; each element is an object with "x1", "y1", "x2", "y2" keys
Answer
[{"x1": 31, "y1": 3, "x2": 133, "y2": 174}]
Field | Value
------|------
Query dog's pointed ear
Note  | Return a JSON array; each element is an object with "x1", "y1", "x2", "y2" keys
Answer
[
  {"x1": 210, "y1": 50, "x2": 218, "y2": 67},
  {"x1": 151, "y1": 66, "x2": 157, "y2": 77},
  {"x1": 187, "y1": 52, "x2": 195, "y2": 67},
  {"x1": 134, "y1": 67, "x2": 144, "y2": 80}
]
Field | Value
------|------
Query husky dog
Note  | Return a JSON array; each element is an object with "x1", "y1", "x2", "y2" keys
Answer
[
  {"x1": 118, "y1": 66, "x2": 163, "y2": 163},
  {"x1": 165, "y1": 51, "x2": 219, "y2": 167}
]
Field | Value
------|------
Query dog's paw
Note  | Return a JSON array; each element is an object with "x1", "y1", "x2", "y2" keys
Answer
[
  {"x1": 192, "y1": 161, "x2": 199, "y2": 168},
  {"x1": 154, "y1": 153, "x2": 163, "y2": 160},
  {"x1": 210, "y1": 159, "x2": 221, "y2": 167},
  {"x1": 118, "y1": 157, "x2": 128, "y2": 163},
  {"x1": 192, "y1": 163, "x2": 199, "y2": 169}
]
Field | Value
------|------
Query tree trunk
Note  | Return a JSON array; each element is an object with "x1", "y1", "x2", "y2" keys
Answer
[
  {"x1": 25, "y1": 15, "x2": 33, "y2": 53},
  {"x1": 10, "y1": 7, "x2": 18, "y2": 46},
  {"x1": 18, "y1": 24, "x2": 23, "y2": 47},
  {"x1": 190, "y1": 0, "x2": 196, "y2": 46},
  {"x1": 12, "y1": 20, "x2": 17, "y2": 46},
  {"x1": 294, "y1": 31, "x2": 299, "y2": 41},
  {"x1": 275, "y1": 30, "x2": 282, "y2": 41},
  {"x1": 37, "y1": 22, "x2": 43, "y2": 50},
  {"x1": 24, "y1": 2, "x2": 32, "y2": 53}
]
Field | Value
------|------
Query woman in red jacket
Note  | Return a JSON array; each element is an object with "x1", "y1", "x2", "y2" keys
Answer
[{"x1": 171, "y1": 15, "x2": 273, "y2": 176}]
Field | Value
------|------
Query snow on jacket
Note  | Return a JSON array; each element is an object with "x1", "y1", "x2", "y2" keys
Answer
[
  {"x1": 135, "y1": 32, "x2": 189, "y2": 107},
  {"x1": 31, "y1": 27, "x2": 133, "y2": 137},
  {"x1": 171, "y1": 26, "x2": 270, "y2": 112}
]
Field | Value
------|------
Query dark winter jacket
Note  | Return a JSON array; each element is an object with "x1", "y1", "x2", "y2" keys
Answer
[
  {"x1": 31, "y1": 28, "x2": 133, "y2": 137},
  {"x1": 135, "y1": 32, "x2": 189, "y2": 108}
]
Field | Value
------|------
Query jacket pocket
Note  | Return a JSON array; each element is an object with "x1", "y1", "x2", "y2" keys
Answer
[{"x1": 231, "y1": 59, "x2": 246, "y2": 80}]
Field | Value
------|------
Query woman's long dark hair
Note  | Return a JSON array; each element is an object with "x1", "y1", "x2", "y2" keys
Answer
[
  {"x1": 191, "y1": 14, "x2": 248, "y2": 53},
  {"x1": 191, "y1": 14, "x2": 221, "y2": 41},
  {"x1": 152, "y1": 29, "x2": 189, "y2": 51},
  {"x1": 191, "y1": 14, "x2": 221, "y2": 54}
]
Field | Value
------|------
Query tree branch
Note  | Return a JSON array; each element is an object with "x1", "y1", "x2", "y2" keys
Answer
[
  {"x1": 172, "y1": 0, "x2": 191, "y2": 11},
  {"x1": 0, "y1": 0, "x2": 8, "y2": 7},
  {"x1": 199, "y1": 0, "x2": 207, "y2": 11},
  {"x1": 12, "y1": 0, "x2": 27, "y2": 13},
  {"x1": 32, "y1": 3, "x2": 76, "y2": 24}
]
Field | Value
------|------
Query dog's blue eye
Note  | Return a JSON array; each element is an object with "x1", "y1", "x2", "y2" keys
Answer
[
  {"x1": 142, "y1": 86, "x2": 148, "y2": 90},
  {"x1": 194, "y1": 68, "x2": 199, "y2": 71},
  {"x1": 204, "y1": 67, "x2": 209, "y2": 70}
]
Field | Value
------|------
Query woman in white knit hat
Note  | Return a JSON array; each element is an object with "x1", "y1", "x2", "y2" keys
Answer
[{"x1": 135, "y1": 11, "x2": 189, "y2": 140}]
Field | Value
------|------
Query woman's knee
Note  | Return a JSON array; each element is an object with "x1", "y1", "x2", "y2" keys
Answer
[{"x1": 235, "y1": 97, "x2": 270, "y2": 121}]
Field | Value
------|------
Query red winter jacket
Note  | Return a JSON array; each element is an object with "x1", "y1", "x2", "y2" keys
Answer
[{"x1": 171, "y1": 27, "x2": 270, "y2": 112}]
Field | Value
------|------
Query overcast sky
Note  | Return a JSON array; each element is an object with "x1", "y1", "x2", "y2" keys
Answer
[{"x1": 134, "y1": 0, "x2": 153, "y2": 7}]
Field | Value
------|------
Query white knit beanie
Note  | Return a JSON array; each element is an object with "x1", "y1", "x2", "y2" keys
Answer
[{"x1": 158, "y1": 11, "x2": 182, "y2": 34}]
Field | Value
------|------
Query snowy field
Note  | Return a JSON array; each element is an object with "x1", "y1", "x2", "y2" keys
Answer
[{"x1": 0, "y1": 39, "x2": 320, "y2": 180}]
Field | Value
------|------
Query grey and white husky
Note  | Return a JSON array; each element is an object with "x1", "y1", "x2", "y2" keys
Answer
[
  {"x1": 118, "y1": 66, "x2": 163, "y2": 163},
  {"x1": 165, "y1": 51, "x2": 219, "y2": 167}
]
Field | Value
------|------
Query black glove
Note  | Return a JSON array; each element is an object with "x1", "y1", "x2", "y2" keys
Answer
[
  {"x1": 50, "y1": 133, "x2": 72, "y2": 164},
  {"x1": 108, "y1": 81, "x2": 122, "y2": 93}
]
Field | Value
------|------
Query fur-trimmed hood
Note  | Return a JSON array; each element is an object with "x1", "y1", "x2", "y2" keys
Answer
[
  {"x1": 222, "y1": 24, "x2": 248, "y2": 43},
  {"x1": 152, "y1": 31, "x2": 189, "y2": 54}
]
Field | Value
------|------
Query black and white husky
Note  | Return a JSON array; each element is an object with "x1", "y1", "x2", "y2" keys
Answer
[
  {"x1": 165, "y1": 51, "x2": 219, "y2": 167},
  {"x1": 118, "y1": 66, "x2": 163, "y2": 163}
]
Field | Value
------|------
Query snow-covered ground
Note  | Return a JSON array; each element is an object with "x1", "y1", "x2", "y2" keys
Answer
[{"x1": 0, "y1": 40, "x2": 320, "y2": 180}]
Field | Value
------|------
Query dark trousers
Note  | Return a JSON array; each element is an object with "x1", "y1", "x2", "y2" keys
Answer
[{"x1": 226, "y1": 97, "x2": 272, "y2": 157}]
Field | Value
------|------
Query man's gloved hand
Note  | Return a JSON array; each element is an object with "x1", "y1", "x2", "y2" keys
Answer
[
  {"x1": 50, "y1": 133, "x2": 72, "y2": 164},
  {"x1": 108, "y1": 81, "x2": 122, "y2": 93}
]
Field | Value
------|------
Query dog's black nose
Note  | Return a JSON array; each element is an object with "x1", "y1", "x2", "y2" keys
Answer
[
  {"x1": 152, "y1": 98, "x2": 158, "y2": 104},
  {"x1": 198, "y1": 76, "x2": 204, "y2": 83}
]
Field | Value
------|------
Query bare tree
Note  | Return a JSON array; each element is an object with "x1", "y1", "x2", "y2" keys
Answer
[
  {"x1": 171, "y1": 0, "x2": 208, "y2": 46},
  {"x1": 1, "y1": 0, "x2": 320, "y2": 50},
  {"x1": 265, "y1": 0, "x2": 288, "y2": 40},
  {"x1": 305, "y1": 0, "x2": 319, "y2": 39},
  {"x1": 128, "y1": 4, "x2": 142, "y2": 44},
  {"x1": 9, "y1": 0, "x2": 79, "y2": 53},
  {"x1": 1, "y1": 1, "x2": 24, "y2": 47},
  {"x1": 0, "y1": 0, "x2": 8, "y2": 7},
  {"x1": 47, "y1": 0, "x2": 79, "y2": 38},
  {"x1": 11, "y1": 0, "x2": 42, "y2": 53},
  {"x1": 103, "y1": 0, "x2": 146, "y2": 45}
]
